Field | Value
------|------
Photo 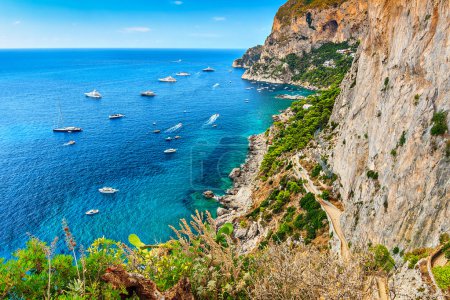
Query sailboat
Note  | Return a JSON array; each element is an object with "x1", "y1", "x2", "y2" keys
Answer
[{"x1": 53, "y1": 102, "x2": 82, "y2": 133}]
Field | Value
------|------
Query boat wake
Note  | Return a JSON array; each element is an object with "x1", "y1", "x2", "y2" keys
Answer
[
  {"x1": 204, "y1": 114, "x2": 220, "y2": 126},
  {"x1": 165, "y1": 123, "x2": 183, "y2": 133}
]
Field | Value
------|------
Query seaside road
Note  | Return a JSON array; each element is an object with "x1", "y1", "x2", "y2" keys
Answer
[
  {"x1": 292, "y1": 155, "x2": 350, "y2": 261},
  {"x1": 292, "y1": 155, "x2": 389, "y2": 300}
]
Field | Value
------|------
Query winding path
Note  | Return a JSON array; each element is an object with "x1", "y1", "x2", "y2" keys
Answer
[{"x1": 292, "y1": 155, "x2": 388, "y2": 300}]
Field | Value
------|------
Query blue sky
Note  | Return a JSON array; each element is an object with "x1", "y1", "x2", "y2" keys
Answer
[{"x1": 0, "y1": 0, "x2": 286, "y2": 49}]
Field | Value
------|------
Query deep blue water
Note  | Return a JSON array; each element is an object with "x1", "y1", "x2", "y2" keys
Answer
[{"x1": 0, "y1": 49, "x2": 312, "y2": 257}]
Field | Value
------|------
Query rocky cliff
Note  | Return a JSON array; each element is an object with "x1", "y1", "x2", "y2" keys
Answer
[
  {"x1": 241, "y1": 0, "x2": 368, "y2": 86},
  {"x1": 330, "y1": 0, "x2": 449, "y2": 250},
  {"x1": 237, "y1": 0, "x2": 449, "y2": 251},
  {"x1": 232, "y1": 45, "x2": 263, "y2": 68}
]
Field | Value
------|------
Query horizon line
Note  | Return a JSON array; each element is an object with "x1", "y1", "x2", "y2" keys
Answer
[{"x1": 0, "y1": 47, "x2": 249, "y2": 51}]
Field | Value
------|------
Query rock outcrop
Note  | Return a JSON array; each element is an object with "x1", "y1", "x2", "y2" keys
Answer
[
  {"x1": 330, "y1": 0, "x2": 449, "y2": 250},
  {"x1": 232, "y1": 45, "x2": 263, "y2": 68},
  {"x1": 241, "y1": 0, "x2": 368, "y2": 84}
]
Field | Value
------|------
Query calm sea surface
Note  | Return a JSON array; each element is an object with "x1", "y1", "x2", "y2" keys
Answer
[{"x1": 0, "y1": 49, "x2": 312, "y2": 257}]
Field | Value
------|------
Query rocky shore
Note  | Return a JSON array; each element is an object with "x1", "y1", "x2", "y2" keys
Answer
[{"x1": 215, "y1": 133, "x2": 267, "y2": 227}]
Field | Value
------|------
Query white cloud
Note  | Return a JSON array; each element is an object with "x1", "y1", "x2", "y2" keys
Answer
[
  {"x1": 213, "y1": 17, "x2": 226, "y2": 21},
  {"x1": 173, "y1": 1, "x2": 183, "y2": 5},
  {"x1": 122, "y1": 27, "x2": 151, "y2": 33},
  {"x1": 13, "y1": 20, "x2": 21, "y2": 25}
]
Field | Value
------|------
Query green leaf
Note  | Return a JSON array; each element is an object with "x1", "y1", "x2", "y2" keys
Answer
[
  {"x1": 217, "y1": 223, "x2": 233, "y2": 236},
  {"x1": 128, "y1": 234, "x2": 145, "y2": 249}
]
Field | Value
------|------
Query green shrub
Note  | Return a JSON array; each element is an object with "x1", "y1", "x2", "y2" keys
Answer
[
  {"x1": 432, "y1": 265, "x2": 450, "y2": 290},
  {"x1": 311, "y1": 164, "x2": 322, "y2": 178},
  {"x1": 321, "y1": 190, "x2": 330, "y2": 200},
  {"x1": 370, "y1": 244, "x2": 395, "y2": 272},
  {"x1": 367, "y1": 170, "x2": 379, "y2": 180},
  {"x1": 398, "y1": 131, "x2": 406, "y2": 146},
  {"x1": 300, "y1": 193, "x2": 320, "y2": 210},
  {"x1": 431, "y1": 111, "x2": 448, "y2": 135},
  {"x1": 392, "y1": 246, "x2": 400, "y2": 255}
]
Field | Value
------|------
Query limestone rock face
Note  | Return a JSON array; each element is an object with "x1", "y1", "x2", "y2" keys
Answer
[
  {"x1": 232, "y1": 45, "x2": 263, "y2": 68},
  {"x1": 330, "y1": 0, "x2": 449, "y2": 250},
  {"x1": 242, "y1": 0, "x2": 368, "y2": 84}
]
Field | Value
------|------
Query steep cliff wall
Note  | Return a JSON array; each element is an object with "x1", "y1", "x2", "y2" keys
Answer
[
  {"x1": 242, "y1": 0, "x2": 368, "y2": 86},
  {"x1": 330, "y1": 0, "x2": 449, "y2": 250}
]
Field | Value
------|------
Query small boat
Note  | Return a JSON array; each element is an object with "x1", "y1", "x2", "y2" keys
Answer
[
  {"x1": 202, "y1": 67, "x2": 215, "y2": 72},
  {"x1": 53, "y1": 126, "x2": 82, "y2": 133},
  {"x1": 99, "y1": 187, "x2": 119, "y2": 194},
  {"x1": 166, "y1": 137, "x2": 172, "y2": 141},
  {"x1": 212, "y1": 124, "x2": 217, "y2": 127},
  {"x1": 172, "y1": 59, "x2": 182, "y2": 63},
  {"x1": 85, "y1": 90, "x2": 102, "y2": 99},
  {"x1": 153, "y1": 122, "x2": 157, "y2": 125},
  {"x1": 109, "y1": 114, "x2": 125, "y2": 119},
  {"x1": 164, "y1": 148, "x2": 177, "y2": 154},
  {"x1": 213, "y1": 83, "x2": 220, "y2": 88},
  {"x1": 141, "y1": 91, "x2": 156, "y2": 97},
  {"x1": 158, "y1": 76, "x2": 177, "y2": 82},
  {"x1": 175, "y1": 136, "x2": 181, "y2": 139},
  {"x1": 153, "y1": 129, "x2": 161, "y2": 133},
  {"x1": 86, "y1": 209, "x2": 99, "y2": 215},
  {"x1": 176, "y1": 72, "x2": 191, "y2": 76},
  {"x1": 64, "y1": 140, "x2": 76, "y2": 146},
  {"x1": 245, "y1": 100, "x2": 250, "y2": 103},
  {"x1": 245, "y1": 87, "x2": 254, "y2": 90}
]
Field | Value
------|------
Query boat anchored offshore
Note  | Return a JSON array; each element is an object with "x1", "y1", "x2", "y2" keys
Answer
[
  {"x1": 53, "y1": 102, "x2": 83, "y2": 133},
  {"x1": 84, "y1": 90, "x2": 102, "y2": 99},
  {"x1": 153, "y1": 129, "x2": 161, "y2": 133},
  {"x1": 166, "y1": 137, "x2": 172, "y2": 141},
  {"x1": 164, "y1": 148, "x2": 177, "y2": 154},
  {"x1": 141, "y1": 90, "x2": 156, "y2": 97},
  {"x1": 99, "y1": 187, "x2": 119, "y2": 194},
  {"x1": 158, "y1": 76, "x2": 177, "y2": 82},
  {"x1": 86, "y1": 209, "x2": 99, "y2": 215},
  {"x1": 202, "y1": 67, "x2": 215, "y2": 72},
  {"x1": 64, "y1": 140, "x2": 76, "y2": 146},
  {"x1": 176, "y1": 72, "x2": 191, "y2": 76},
  {"x1": 109, "y1": 114, "x2": 125, "y2": 119}
]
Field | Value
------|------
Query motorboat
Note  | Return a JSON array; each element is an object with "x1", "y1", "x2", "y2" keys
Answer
[
  {"x1": 86, "y1": 209, "x2": 99, "y2": 215},
  {"x1": 245, "y1": 87, "x2": 254, "y2": 90},
  {"x1": 212, "y1": 124, "x2": 217, "y2": 127},
  {"x1": 153, "y1": 129, "x2": 161, "y2": 133},
  {"x1": 109, "y1": 114, "x2": 125, "y2": 119},
  {"x1": 176, "y1": 72, "x2": 191, "y2": 76},
  {"x1": 53, "y1": 127, "x2": 82, "y2": 133},
  {"x1": 85, "y1": 90, "x2": 102, "y2": 99},
  {"x1": 164, "y1": 148, "x2": 177, "y2": 154},
  {"x1": 141, "y1": 91, "x2": 156, "y2": 97},
  {"x1": 166, "y1": 137, "x2": 172, "y2": 141},
  {"x1": 175, "y1": 136, "x2": 181, "y2": 139},
  {"x1": 64, "y1": 140, "x2": 76, "y2": 146},
  {"x1": 99, "y1": 187, "x2": 119, "y2": 194},
  {"x1": 153, "y1": 122, "x2": 157, "y2": 125},
  {"x1": 158, "y1": 76, "x2": 177, "y2": 82},
  {"x1": 202, "y1": 67, "x2": 215, "y2": 72}
]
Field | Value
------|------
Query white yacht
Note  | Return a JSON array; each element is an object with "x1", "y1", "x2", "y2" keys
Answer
[
  {"x1": 86, "y1": 209, "x2": 99, "y2": 215},
  {"x1": 166, "y1": 137, "x2": 172, "y2": 141},
  {"x1": 53, "y1": 103, "x2": 82, "y2": 132},
  {"x1": 141, "y1": 91, "x2": 156, "y2": 97},
  {"x1": 85, "y1": 90, "x2": 102, "y2": 99},
  {"x1": 158, "y1": 76, "x2": 177, "y2": 82},
  {"x1": 202, "y1": 67, "x2": 215, "y2": 72},
  {"x1": 109, "y1": 114, "x2": 125, "y2": 119},
  {"x1": 54, "y1": 126, "x2": 82, "y2": 133},
  {"x1": 164, "y1": 148, "x2": 177, "y2": 154},
  {"x1": 176, "y1": 72, "x2": 191, "y2": 76},
  {"x1": 99, "y1": 187, "x2": 119, "y2": 194},
  {"x1": 64, "y1": 140, "x2": 76, "y2": 146}
]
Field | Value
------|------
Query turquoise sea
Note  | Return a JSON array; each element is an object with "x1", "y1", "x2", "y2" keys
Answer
[{"x1": 0, "y1": 49, "x2": 312, "y2": 257}]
